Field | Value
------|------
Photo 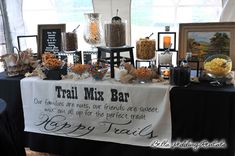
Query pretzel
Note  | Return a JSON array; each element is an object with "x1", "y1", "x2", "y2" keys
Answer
[
  {"x1": 42, "y1": 52, "x2": 62, "y2": 69},
  {"x1": 134, "y1": 67, "x2": 152, "y2": 80},
  {"x1": 204, "y1": 58, "x2": 232, "y2": 76},
  {"x1": 42, "y1": 52, "x2": 56, "y2": 62}
]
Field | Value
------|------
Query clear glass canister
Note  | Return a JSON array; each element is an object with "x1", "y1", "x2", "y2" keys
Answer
[
  {"x1": 170, "y1": 66, "x2": 191, "y2": 86},
  {"x1": 61, "y1": 32, "x2": 78, "y2": 52},
  {"x1": 136, "y1": 38, "x2": 156, "y2": 60},
  {"x1": 158, "y1": 52, "x2": 173, "y2": 65},
  {"x1": 83, "y1": 13, "x2": 103, "y2": 47},
  {"x1": 104, "y1": 21, "x2": 126, "y2": 47}
]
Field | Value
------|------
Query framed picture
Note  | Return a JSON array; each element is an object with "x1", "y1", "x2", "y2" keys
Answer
[
  {"x1": 178, "y1": 22, "x2": 235, "y2": 70},
  {"x1": 17, "y1": 35, "x2": 38, "y2": 57},
  {"x1": 157, "y1": 32, "x2": 176, "y2": 51},
  {"x1": 158, "y1": 65, "x2": 171, "y2": 79},
  {"x1": 37, "y1": 24, "x2": 66, "y2": 58}
]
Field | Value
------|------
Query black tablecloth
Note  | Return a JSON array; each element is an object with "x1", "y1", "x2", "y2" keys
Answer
[
  {"x1": 0, "y1": 72, "x2": 26, "y2": 156},
  {"x1": 170, "y1": 83, "x2": 235, "y2": 156},
  {"x1": 0, "y1": 72, "x2": 234, "y2": 156},
  {"x1": 0, "y1": 98, "x2": 19, "y2": 156}
]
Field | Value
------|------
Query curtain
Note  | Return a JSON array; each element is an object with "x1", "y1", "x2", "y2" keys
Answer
[
  {"x1": 92, "y1": 0, "x2": 131, "y2": 45},
  {"x1": 5, "y1": 0, "x2": 25, "y2": 52},
  {"x1": 0, "y1": 0, "x2": 13, "y2": 53},
  {"x1": 220, "y1": 0, "x2": 235, "y2": 21}
]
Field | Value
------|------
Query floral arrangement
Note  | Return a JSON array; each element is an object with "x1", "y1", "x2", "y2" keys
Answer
[
  {"x1": 118, "y1": 63, "x2": 160, "y2": 83},
  {"x1": 0, "y1": 49, "x2": 39, "y2": 77}
]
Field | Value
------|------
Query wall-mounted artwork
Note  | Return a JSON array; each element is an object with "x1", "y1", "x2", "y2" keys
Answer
[{"x1": 179, "y1": 22, "x2": 235, "y2": 70}]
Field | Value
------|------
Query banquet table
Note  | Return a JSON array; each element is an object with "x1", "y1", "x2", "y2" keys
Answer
[
  {"x1": 0, "y1": 98, "x2": 21, "y2": 156},
  {"x1": 0, "y1": 71, "x2": 234, "y2": 156},
  {"x1": 0, "y1": 72, "x2": 26, "y2": 156}
]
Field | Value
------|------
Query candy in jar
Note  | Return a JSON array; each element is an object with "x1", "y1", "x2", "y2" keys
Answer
[
  {"x1": 136, "y1": 38, "x2": 156, "y2": 60},
  {"x1": 104, "y1": 9, "x2": 126, "y2": 47}
]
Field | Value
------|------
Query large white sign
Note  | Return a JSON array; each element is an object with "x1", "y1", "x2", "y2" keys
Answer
[{"x1": 21, "y1": 77, "x2": 172, "y2": 147}]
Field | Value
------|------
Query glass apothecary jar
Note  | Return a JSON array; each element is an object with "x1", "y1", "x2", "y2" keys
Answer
[
  {"x1": 170, "y1": 66, "x2": 191, "y2": 86},
  {"x1": 204, "y1": 54, "x2": 232, "y2": 78},
  {"x1": 158, "y1": 51, "x2": 173, "y2": 66},
  {"x1": 136, "y1": 38, "x2": 156, "y2": 60},
  {"x1": 61, "y1": 32, "x2": 78, "y2": 53},
  {"x1": 83, "y1": 13, "x2": 103, "y2": 50},
  {"x1": 104, "y1": 20, "x2": 126, "y2": 47}
]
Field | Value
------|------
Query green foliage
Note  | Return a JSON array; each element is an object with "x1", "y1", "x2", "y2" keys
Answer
[{"x1": 209, "y1": 32, "x2": 230, "y2": 53}]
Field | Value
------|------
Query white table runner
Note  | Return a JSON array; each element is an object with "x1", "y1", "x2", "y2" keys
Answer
[{"x1": 21, "y1": 77, "x2": 171, "y2": 147}]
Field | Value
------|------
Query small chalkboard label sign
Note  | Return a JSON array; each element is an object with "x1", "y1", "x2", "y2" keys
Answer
[
  {"x1": 83, "y1": 51, "x2": 99, "y2": 64},
  {"x1": 38, "y1": 24, "x2": 66, "y2": 58}
]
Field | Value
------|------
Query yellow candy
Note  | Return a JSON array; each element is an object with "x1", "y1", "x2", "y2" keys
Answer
[{"x1": 204, "y1": 58, "x2": 232, "y2": 76}]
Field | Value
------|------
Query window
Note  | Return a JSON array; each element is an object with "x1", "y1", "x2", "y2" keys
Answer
[
  {"x1": 0, "y1": 9, "x2": 6, "y2": 54},
  {"x1": 2, "y1": 0, "x2": 224, "y2": 65},
  {"x1": 23, "y1": 0, "x2": 93, "y2": 52},
  {"x1": 0, "y1": 6, "x2": 6, "y2": 72},
  {"x1": 131, "y1": 0, "x2": 223, "y2": 49}
]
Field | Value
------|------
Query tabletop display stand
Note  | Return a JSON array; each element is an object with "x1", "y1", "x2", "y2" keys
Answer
[
  {"x1": 97, "y1": 46, "x2": 134, "y2": 78},
  {"x1": 157, "y1": 27, "x2": 177, "y2": 78},
  {"x1": 135, "y1": 58, "x2": 157, "y2": 68}
]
